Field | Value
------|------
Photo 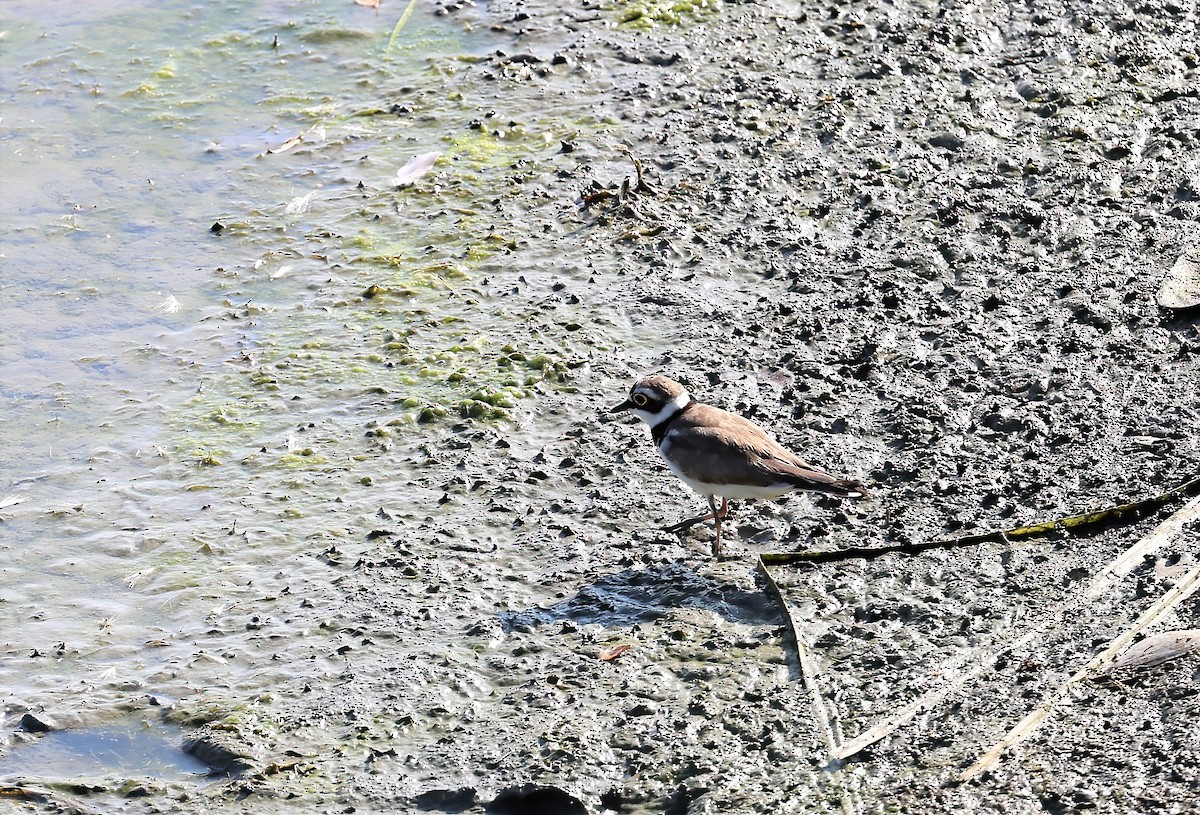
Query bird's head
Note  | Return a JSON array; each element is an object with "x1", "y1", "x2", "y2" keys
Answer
[{"x1": 611, "y1": 375, "x2": 692, "y2": 425}]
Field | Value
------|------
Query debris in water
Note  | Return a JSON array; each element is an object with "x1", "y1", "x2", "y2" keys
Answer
[
  {"x1": 153, "y1": 295, "x2": 182, "y2": 314},
  {"x1": 264, "y1": 125, "x2": 323, "y2": 156},
  {"x1": 285, "y1": 190, "x2": 319, "y2": 215},
  {"x1": 394, "y1": 151, "x2": 442, "y2": 187},
  {"x1": 0, "y1": 494, "x2": 26, "y2": 511}
]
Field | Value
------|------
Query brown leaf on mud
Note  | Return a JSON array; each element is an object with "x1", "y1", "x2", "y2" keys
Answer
[{"x1": 598, "y1": 644, "x2": 631, "y2": 661}]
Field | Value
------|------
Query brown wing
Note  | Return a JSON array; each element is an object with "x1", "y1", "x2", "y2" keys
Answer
[{"x1": 668, "y1": 405, "x2": 866, "y2": 496}]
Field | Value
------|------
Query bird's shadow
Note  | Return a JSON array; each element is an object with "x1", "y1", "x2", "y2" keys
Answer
[{"x1": 499, "y1": 561, "x2": 779, "y2": 635}]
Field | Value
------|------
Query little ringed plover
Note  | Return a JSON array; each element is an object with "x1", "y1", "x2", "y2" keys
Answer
[{"x1": 612, "y1": 375, "x2": 866, "y2": 559}]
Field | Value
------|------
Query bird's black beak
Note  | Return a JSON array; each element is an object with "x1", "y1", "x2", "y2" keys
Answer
[{"x1": 610, "y1": 398, "x2": 634, "y2": 413}]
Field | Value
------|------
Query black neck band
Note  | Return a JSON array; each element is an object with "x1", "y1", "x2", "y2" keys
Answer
[{"x1": 651, "y1": 402, "x2": 689, "y2": 446}]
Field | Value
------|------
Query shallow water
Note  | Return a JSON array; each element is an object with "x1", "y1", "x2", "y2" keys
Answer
[
  {"x1": 2, "y1": 0, "x2": 482, "y2": 467},
  {"x1": 0, "y1": 0, "x2": 529, "y2": 759},
  {"x1": 0, "y1": 718, "x2": 211, "y2": 781}
]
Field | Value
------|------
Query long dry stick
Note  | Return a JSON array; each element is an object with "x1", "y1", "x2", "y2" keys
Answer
[
  {"x1": 829, "y1": 629, "x2": 1040, "y2": 763},
  {"x1": 1084, "y1": 493, "x2": 1200, "y2": 598}
]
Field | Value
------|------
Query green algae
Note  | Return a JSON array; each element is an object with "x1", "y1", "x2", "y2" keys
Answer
[
  {"x1": 169, "y1": 115, "x2": 585, "y2": 465},
  {"x1": 613, "y1": 0, "x2": 720, "y2": 28},
  {"x1": 280, "y1": 450, "x2": 328, "y2": 467}
]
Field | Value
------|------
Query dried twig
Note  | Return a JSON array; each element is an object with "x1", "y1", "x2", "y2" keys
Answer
[
  {"x1": 829, "y1": 630, "x2": 1040, "y2": 763},
  {"x1": 619, "y1": 148, "x2": 656, "y2": 195},
  {"x1": 579, "y1": 150, "x2": 659, "y2": 210},
  {"x1": 1084, "y1": 493, "x2": 1200, "y2": 598}
]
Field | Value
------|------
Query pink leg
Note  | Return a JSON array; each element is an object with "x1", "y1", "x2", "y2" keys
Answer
[
  {"x1": 664, "y1": 496, "x2": 732, "y2": 559},
  {"x1": 710, "y1": 496, "x2": 729, "y2": 560}
]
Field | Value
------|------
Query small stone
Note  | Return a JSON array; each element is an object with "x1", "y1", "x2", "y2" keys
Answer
[
  {"x1": 19, "y1": 713, "x2": 53, "y2": 732},
  {"x1": 626, "y1": 702, "x2": 657, "y2": 717}
]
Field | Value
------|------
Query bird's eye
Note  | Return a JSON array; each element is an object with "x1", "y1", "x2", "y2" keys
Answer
[{"x1": 632, "y1": 393, "x2": 648, "y2": 407}]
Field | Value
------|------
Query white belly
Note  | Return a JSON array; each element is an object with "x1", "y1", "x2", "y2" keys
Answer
[{"x1": 658, "y1": 448, "x2": 794, "y2": 500}]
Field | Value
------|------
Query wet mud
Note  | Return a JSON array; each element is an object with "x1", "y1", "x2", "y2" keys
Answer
[{"x1": 7, "y1": 0, "x2": 1200, "y2": 812}]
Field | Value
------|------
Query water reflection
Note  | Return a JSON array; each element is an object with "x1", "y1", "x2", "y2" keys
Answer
[{"x1": 0, "y1": 719, "x2": 213, "y2": 781}]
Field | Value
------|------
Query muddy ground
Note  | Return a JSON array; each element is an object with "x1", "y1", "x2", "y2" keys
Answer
[{"x1": 27, "y1": 0, "x2": 1200, "y2": 812}]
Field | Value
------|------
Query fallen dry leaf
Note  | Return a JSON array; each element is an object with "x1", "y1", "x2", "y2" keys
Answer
[
  {"x1": 598, "y1": 644, "x2": 631, "y2": 661},
  {"x1": 1158, "y1": 245, "x2": 1200, "y2": 309},
  {"x1": 1112, "y1": 630, "x2": 1200, "y2": 670}
]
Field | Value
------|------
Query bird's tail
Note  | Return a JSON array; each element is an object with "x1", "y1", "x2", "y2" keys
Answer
[
  {"x1": 786, "y1": 467, "x2": 869, "y2": 499},
  {"x1": 820, "y1": 478, "x2": 869, "y2": 499}
]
